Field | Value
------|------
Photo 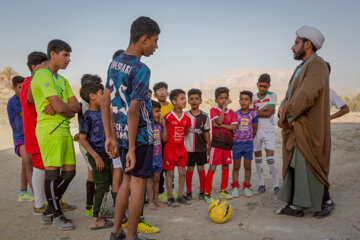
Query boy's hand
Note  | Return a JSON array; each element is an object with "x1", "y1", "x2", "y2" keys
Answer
[
  {"x1": 43, "y1": 104, "x2": 55, "y2": 115},
  {"x1": 32, "y1": 61, "x2": 48, "y2": 77},
  {"x1": 125, "y1": 150, "x2": 136, "y2": 172},
  {"x1": 73, "y1": 133, "x2": 79, "y2": 142},
  {"x1": 212, "y1": 121, "x2": 221, "y2": 128},
  {"x1": 105, "y1": 138, "x2": 118, "y2": 159},
  {"x1": 160, "y1": 116, "x2": 166, "y2": 128},
  {"x1": 223, "y1": 99, "x2": 232, "y2": 109},
  {"x1": 207, "y1": 147, "x2": 211, "y2": 157},
  {"x1": 95, "y1": 155, "x2": 105, "y2": 171}
]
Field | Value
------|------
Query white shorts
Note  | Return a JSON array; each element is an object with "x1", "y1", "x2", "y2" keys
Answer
[
  {"x1": 79, "y1": 143, "x2": 92, "y2": 170},
  {"x1": 253, "y1": 128, "x2": 275, "y2": 151},
  {"x1": 112, "y1": 156, "x2": 122, "y2": 169}
]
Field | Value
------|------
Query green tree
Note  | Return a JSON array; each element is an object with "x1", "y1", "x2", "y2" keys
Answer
[{"x1": 0, "y1": 66, "x2": 18, "y2": 87}]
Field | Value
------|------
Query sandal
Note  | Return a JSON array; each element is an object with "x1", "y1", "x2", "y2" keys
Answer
[{"x1": 90, "y1": 219, "x2": 114, "y2": 230}]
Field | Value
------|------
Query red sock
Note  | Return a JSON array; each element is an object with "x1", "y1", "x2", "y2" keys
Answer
[
  {"x1": 231, "y1": 181, "x2": 240, "y2": 189},
  {"x1": 198, "y1": 170, "x2": 206, "y2": 192},
  {"x1": 242, "y1": 181, "x2": 252, "y2": 190},
  {"x1": 220, "y1": 168, "x2": 229, "y2": 191},
  {"x1": 186, "y1": 170, "x2": 193, "y2": 193},
  {"x1": 205, "y1": 170, "x2": 215, "y2": 195}
]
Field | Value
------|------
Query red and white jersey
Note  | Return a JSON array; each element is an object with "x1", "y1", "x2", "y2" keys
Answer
[
  {"x1": 210, "y1": 107, "x2": 237, "y2": 150},
  {"x1": 164, "y1": 111, "x2": 191, "y2": 147}
]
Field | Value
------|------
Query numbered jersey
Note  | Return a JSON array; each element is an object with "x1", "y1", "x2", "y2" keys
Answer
[
  {"x1": 106, "y1": 53, "x2": 154, "y2": 148},
  {"x1": 164, "y1": 111, "x2": 191, "y2": 147},
  {"x1": 252, "y1": 91, "x2": 277, "y2": 129}
]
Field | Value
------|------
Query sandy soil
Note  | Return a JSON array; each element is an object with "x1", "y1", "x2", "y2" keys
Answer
[{"x1": 0, "y1": 116, "x2": 359, "y2": 240}]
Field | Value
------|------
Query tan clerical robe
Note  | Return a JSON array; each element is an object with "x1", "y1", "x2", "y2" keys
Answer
[{"x1": 278, "y1": 55, "x2": 331, "y2": 188}]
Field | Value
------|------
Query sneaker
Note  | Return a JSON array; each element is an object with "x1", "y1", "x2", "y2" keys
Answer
[
  {"x1": 219, "y1": 190, "x2": 233, "y2": 200},
  {"x1": 85, "y1": 205, "x2": 93, "y2": 216},
  {"x1": 33, "y1": 205, "x2": 47, "y2": 215},
  {"x1": 137, "y1": 218, "x2": 160, "y2": 233},
  {"x1": 232, "y1": 187, "x2": 240, "y2": 198},
  {"x1": 135, "y1": 234, "x2": 156, "y2": 240},
  {"x1": 41, "y1": 213, "x2": 53, "y2": 224},
  {"x1": 158, "y1": 193, "x2": 167, "y2": 203},
  {"x1": 204, "y1": 194, "x2": 214, "y2": 204},
  {"x1": 313, "y1": 201, "x2": 335, "y2": 219},
  {"x1": 274, "y1": 187, "x2": 280, "y2": 195},
  {"x1": 172, "y1": 190, "x2": 178, "y2": 200},
  {"x1": 60, "y1": 200, "x2": 77, "y2": 211},
  {"x1": 18, "y1": 192, "x2": 34, "y2": 202},
  {"x1": 254, "y1": 185, "x2": 266, "y2": 195},
  {"x1": 186, "y1": 192, "x2": 193, "y2": 200},
  {"x1": 52, "y1": 215, "x2": 75, "y2": 230},
  {"x1": 168, "y1": 197, "x2": 179, "y2": 207},
  {"x1": 276, "y1": 205, "x2": 304, "y2": 217},
  {"x1": 178, "y1": 196, "x2": 191, "y2": 205},
  {"x1": 243, "y1": 188, "x2": 253, "y2": 197},
  {"x1": 198, "y1": 191, "x2": 205, "y2": 200},
  {"x1": 110, "y1": 230, "x2": 126, "y2": 240}
]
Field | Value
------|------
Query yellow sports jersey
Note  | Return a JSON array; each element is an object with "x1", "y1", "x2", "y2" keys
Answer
[{"x1": 160, "y1": 102, "x2": 174, "y2": 117}]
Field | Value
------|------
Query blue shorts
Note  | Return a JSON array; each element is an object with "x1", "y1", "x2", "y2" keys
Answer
[
  {"x1": 119, "y1": 144, "x2": 154, "y2": 178},
  {"x1": 232, "y1": 141, "x2": 253, "y2": 160},
  {"x1": 153, "y1": 155, "x2": 162, "y2": 174}
]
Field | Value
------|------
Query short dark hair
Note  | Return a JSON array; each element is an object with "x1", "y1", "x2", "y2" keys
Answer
[
  {"x1": 151, "y1": 100, "x2": 161, "y2": 109},
  {"x1": 80, "y1": 80, "x2": 104, "y2": 103},
  {"x1": 258, "y1": 73, "x2": 271, "y2": 84},
  {"x1": 187, "y1": 88, "x2": 202, "y2": 98},
  {"x1": 149, "y1": 89, "x2": 153, "y2": 94},
  {"x1": 112, "y1": 49, "x2": 125, "y2": 60},
  {"x1": 215, "y1": 87, "x2": 229, "y2": 99},
  {"x1": 240, "y1": 90, "x2": 253, "y2": 99},
  {"x1": 302, "y1": 38, "x2": 317, "y2": 52},
  {"x1": 153, "y1": 82, "x2": 168, "y2": 92},
  {"x1": 27, "y1": 52, "x2": 48, "y2": 73},
  {"x1": 169, "y1": 89, "x2": 185, "y2": 102},
  {"x1": 326, "y1": 61, "x2": 331, "y2": 74},
  {"x1": 130, "y1": 16, "x2": 160, "y2": 44},
  {"x1": 81, "y1": 74, "x2": 102, "y2": 85},
  {"x1": 12, "y1": 76, "x2": 24, "y2": 87},
  {"x1": 47, "y1": 39, "x2": 72, "y2": 58}
]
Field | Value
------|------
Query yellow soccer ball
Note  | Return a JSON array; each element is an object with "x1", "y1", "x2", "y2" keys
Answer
[{"x1": 208, "y1": 199, "x2": 233, "y2": 223}]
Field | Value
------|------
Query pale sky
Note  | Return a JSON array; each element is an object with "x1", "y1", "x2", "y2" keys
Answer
[{"x1": 0, "y1": 0, "x2": 359, "y2": 90}]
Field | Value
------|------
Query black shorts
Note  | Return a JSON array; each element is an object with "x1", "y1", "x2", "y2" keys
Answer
[
  {"x1": 186, "y1": 151, "x2": 207, "y2": 167},
  {"x1": 119, "y1": 144, "x2": 154, "y2": 178}
]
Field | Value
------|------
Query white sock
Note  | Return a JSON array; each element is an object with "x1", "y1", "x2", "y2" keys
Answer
[
  {"x1": 267, "y1": 157, "x2": 279, "y2": 188},
  {"x1": 32, "y1": 167, "x2": 46, "y2": 208},
  {"x1": 255, "y1": 157, "x2": 264, "y2": 186}
]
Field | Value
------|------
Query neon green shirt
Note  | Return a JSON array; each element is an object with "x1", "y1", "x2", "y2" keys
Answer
[{"x1": 31, "y1": 68, "x2": 74, "y2": 136}]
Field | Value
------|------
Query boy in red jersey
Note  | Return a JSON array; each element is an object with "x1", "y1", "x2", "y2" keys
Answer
[
  {"x1": 205, "y1": 87, "x2": 237, "y2": 203},
  {"x1": 163, "y1": 89, "x2": 191, "y2": 207}
]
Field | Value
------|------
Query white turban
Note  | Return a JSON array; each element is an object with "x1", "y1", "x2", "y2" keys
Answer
[{"x1": 296, "y1": 25, "x2": 325, "y2": 50}]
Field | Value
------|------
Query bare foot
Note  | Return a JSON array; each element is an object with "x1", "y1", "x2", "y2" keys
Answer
[
  {"x1": 90, "y1": 218, "x2": 106, "y2": 228},
  {"x1": 148, "y1": 202, "x2": 157, "y2": 210},
  {"x1": 154, "y1": 201, "x2": 166, "y2": 207}
]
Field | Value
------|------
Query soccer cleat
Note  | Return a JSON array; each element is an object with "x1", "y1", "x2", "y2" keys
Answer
[
  {"x1": 254, "y1": 185, "x2": 266, "y2": 195},
  {"x1": 168, "y1": 197, "x2": 179, "y2": 207},
  {"x1": 198, "y1": 191, "x2": 205, "y2": 200},
  {"x1": 219, "y1": 190, "x2": 233, "y2": 200},
  {"x1": 274, "y1": 187, "x2": 280, "y2": 195},
  {"x1": 172, "y1": 190, "x2": 178, "y2": 200},
  {"x1": 313, "y1": 201, "x2": 335, "y2": 219},
  {"x1": 110, "y1": 230, "x2": 126, "y2": 240},
  {"x1": 18, "y1": 192, "x2": 34, "y2": 202},
  {"x1": 85, "y1": 205, "x2": 94, "y2": 216},
  {"x1": 243, "y1": 188, "x2": 253, "y2": 197},
  {"x1": 185, "y1": 192, "x2": 193, "y2": 200},
  {"x1": 158, "y1": 193, "x2": 167, "y2": 203},
  {"x1": 178, "y1": 196, "x2": 191, "y2": 205},
  {"x1": 137, "y1": 218, "x2": 160, "y2": 233},
  {"x1": 33, "y1": 205, "x2": 47, "y2": 215},
  {"x1": 204, "y1": 194, "x2": 214, "y2": 204},
  {"x1": 232, "y1": 187, "x2": 240, "y2": 198},
  {"x1": 60, "y1": 200, "x2": 77, "y2": 211},
  {"x1": 52, "y1": 215, "x2": 75, "y2": 230}
]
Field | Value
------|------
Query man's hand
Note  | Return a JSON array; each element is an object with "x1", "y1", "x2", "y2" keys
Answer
[
  {"x1": 223, "y1": 99, "x2": 232, "y2": 109},
  {"x1": 43, "y1": 104, "x2": 55, "y2": 115},
  {"x1": 125, "y1": 150, "x2": 136, "y2": 172},
  {"x1": 105, "y1": 137, "x2": 118, "y2": 159},
  {"x1": 278, "y1": 105, "x2": 285, "y2": 117},
  {"x1": 95, "y1": 155, "x2": 105, "y2": 171},
  {"x1": 73, "y1": 133, "x2": 79, "y2": 142},
  {"x1": 290, "y1": 121, "x2": 295, "y2": 127}
]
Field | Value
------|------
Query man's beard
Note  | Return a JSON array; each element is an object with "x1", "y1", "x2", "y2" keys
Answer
[{"x1": 293, "y1": 46, "x2": 306, "y2": 60}]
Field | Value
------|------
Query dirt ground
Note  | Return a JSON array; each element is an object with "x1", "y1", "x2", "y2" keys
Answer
[{"x1": 0, "y1": 118, "x2": 359, "y2": 240}]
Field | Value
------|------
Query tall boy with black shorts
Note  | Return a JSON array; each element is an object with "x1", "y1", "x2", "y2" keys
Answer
[
  {"x1": 31, "y1": 40, "x2": 80, "y2": 230},
  {"x1": 184, "y1": 89, "x2": 210, "y2": 200},
  {"x1": 103, "y1": 17, "x2": 160, "y2": 240}
]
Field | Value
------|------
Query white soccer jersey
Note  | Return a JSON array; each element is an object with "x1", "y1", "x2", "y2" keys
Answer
[{"x1": 252, "y1": 91, "x2": 277, "y2": 129}]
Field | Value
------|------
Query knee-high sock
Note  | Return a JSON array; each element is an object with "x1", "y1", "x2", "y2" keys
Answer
[
  {"x1": 220, "y1": 168, "x2": 229, "y2": 191},
  {"x1": 33, "y1": 167, "x2": 46, "y2": 208},
  {"x1": 255, "y1": 157, "x2": 264, "y2": 186},
  {"x1": 186, "y1": 171, "x2": 194, "y2": 193},
  {"x1": 266, "y1": 157, "x2": 279, "y2": 188},
  {"x1": 44, "y1": 170, "x2": 62, "y2": 217},
  {"x1": 205, "y1": 171, "x2": 215, "y2": 195},
  {"x1": 86, "y1": 180, "x2": 95, "y2": 206},
  {"x1": 198, "y1": 170, "x2": 206, "y2": 192},
  {"x1": 57, "y1": 170, "x2": 76, "y2": 199}
]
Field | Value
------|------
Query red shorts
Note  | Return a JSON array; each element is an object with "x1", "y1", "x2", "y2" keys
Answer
[
  {"x1": 208, "y1": 147, "x2": 232, "y2": 166},
  {"x1": 32, "y1": 153, "x2": 45, "y2": 170},
  {"x1": 163, "y1": 144, "x2": 188, "y2": 170}
]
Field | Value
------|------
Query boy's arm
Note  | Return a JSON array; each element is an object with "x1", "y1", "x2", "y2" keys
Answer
[
  {"x1": 256, "y1": 105, "x2": 275, "y2": 118},
  {"x1": 218, "y1": 124, "x2": 237, "y2": 131},
  {"x1": 205, "y1": 130, "x2": 211, "y2": 156},
  {"x1": 47, "y1": 96, "x2": 75, "y2": 118},
  {"x1": 126, "y1": 100, "x2": 141, "y2": 172},
  {"x1": 79, "y1": 134, "x2": 104, "y2": 171},
  {"x1": 253, "y1": 123, "x2": 258, "y2": 138},
  {"x1": 67, "y1": 96, "x2": 81, "y2": 113},
  {"x1": 213, "y1": 99, "x2": 232, "y2": 125},
  {"x1": 160, "y1": 116, "x2": 167, "y2": 142},
  {"x1": 28, "y1": 86, "x2": 34, "y2": 103},
  {"x1": 102, "y1": 88, "x2": 118, "y2": 159},
  {"x1": 330, "y1": 104, "x2": 350, "y2": 120}
]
